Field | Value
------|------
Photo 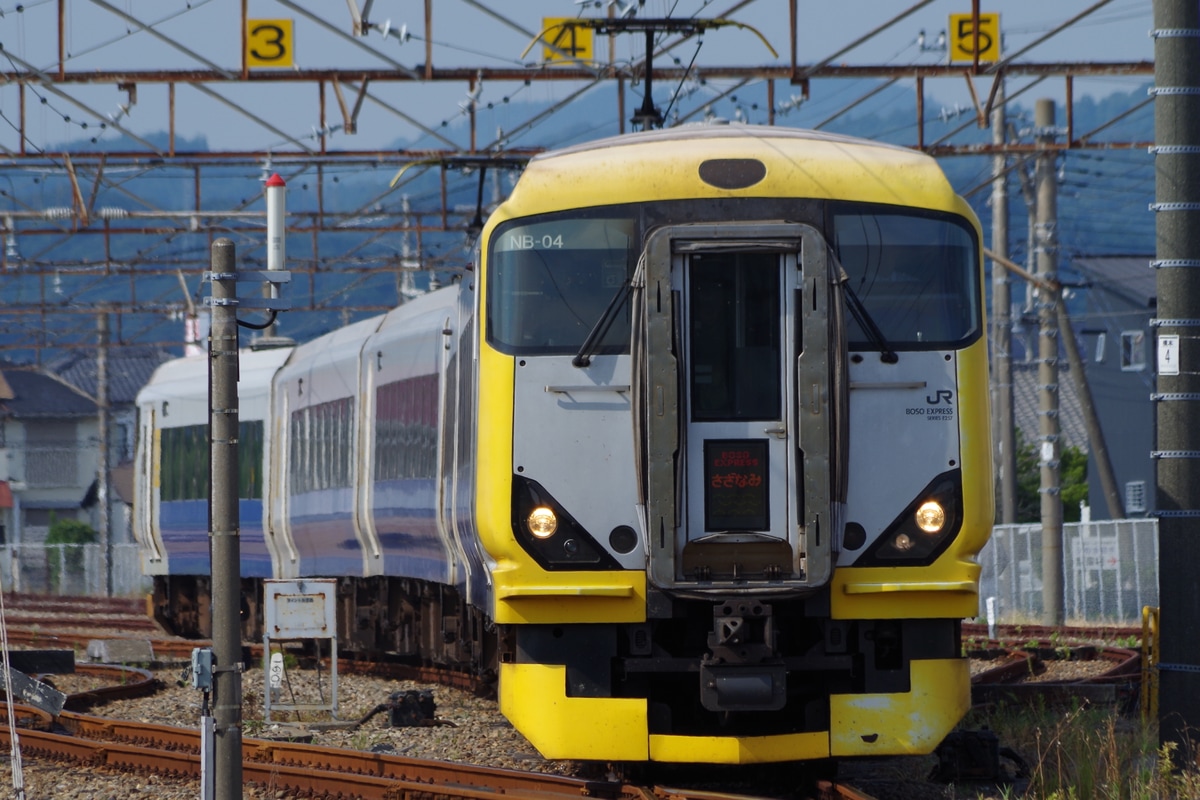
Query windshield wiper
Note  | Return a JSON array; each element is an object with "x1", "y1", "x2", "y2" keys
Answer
[
  {"x1": 838, "y1": 269, "x2": 899, "y2": 364},
  {"x1": 572, "y1": 279, "x2": 632, "y2": 368}
]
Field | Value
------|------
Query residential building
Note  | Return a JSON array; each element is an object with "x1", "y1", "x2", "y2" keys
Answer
[
  {"x1": 47, "y1": 346, "x2": 174, "y2": 534},
  {"x1": 0, "y1": 346, "x2": 172, "y2": 593},
  {"x1": 0, "y1": 363, "x2": 100, "y2": 589},
  {"x1": 1070, "y1": 255, "x2": 1156, "y2": 518}
]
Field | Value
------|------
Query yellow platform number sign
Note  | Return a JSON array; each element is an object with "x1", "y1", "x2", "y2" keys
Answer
[
  {"x1": 247, "y1": 19, "x2": 294, "y2": 69},
  {"x1": 949, "y1": 13, "x2": 1000, "y2": 63},
  {"x1": 541, "y1": 18, "x2": 593, "y2": 64}
]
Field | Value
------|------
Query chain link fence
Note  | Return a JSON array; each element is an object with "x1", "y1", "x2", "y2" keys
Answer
[
  {"x1": 0, "y1": 522, "x2": 1162, "y2": 621},
  {"x1": 0, "y1": 543, "x2": 151, "y2": 597},
  {"x1": 979, "y1": 518, "x2": 1158, "y2": 626}
]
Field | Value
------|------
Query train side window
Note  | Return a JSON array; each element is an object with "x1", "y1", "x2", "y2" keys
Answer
[
  {"x1": 160, "y1": 424, "x2": 210, "y2": 501},
  {"x1": 289, "y1": 397, "x2": 354, "y2": 493},
  {"x1": 375, "y1": 375, "x2": 437, "y2": 481}
]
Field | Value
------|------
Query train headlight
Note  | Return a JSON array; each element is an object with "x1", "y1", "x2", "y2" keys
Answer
[
  {"x1": 854, "y1": 469, "x2": 964, "y2": 566},
  {"x1": 915, "y1": 501, "x2": 945, "y2": 533},
  {"x1": 528, "y1": 507, "x2": 558, "y2": 538},
  {"x1": 512, "y1": 475, "x2": 622, "y2": 570}
]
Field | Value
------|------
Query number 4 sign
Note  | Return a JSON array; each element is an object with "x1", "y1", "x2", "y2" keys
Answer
[
  {"x1": 1159, "y1": 334, "x2": 1181, "y2": 376},
  {"x1": 948, "y1": 13, "x2": 1000, "y2": 63}
]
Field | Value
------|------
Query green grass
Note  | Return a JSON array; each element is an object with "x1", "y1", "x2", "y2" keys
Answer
[{"x1": 960, "y1": 702, "x2": 1200, "y2": 799}]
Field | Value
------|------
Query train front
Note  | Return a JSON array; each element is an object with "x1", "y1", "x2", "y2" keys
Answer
[{"x1": 472, "y1": 128, "x2": 993, "y2": 765}]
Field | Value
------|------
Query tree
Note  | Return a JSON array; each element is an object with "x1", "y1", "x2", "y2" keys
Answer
[
  {"x1": 1011, "y1": 429, "x2": 1089, "y2": 524},
  {"x1": 45, "y1": 513, "x2": 98, "y2": 592}
]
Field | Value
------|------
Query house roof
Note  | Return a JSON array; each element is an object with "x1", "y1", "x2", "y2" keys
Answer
[
  {"x1": 47, "y1": 346, "x2": 175, "y2": 406},
  {"x1": 1010, "y1": 361, "x2": 1089, "y2": 453},
  {"x1": 0, "y1": 364, "x2": 98, "y2": 418},
  {"x1": 1073, "y1": 255, "x2": 1156, "y2": 309}
]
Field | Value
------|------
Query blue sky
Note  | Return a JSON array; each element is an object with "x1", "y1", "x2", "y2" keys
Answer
[{"x1": 0, "y1": 1, "x2": 1154, "y2": 153}]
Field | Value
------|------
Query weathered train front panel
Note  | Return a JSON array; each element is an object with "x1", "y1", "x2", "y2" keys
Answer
[{"x1": 477, "y1": 127, "x2": 992, "y2": 765}]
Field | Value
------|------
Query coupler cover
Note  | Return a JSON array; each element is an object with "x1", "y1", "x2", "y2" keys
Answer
[{"x1": 699, "y1": 662, "x2": 787, "y2": 711}]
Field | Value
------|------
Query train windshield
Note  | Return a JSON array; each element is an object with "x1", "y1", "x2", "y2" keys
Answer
[
  {"x1": 831, "y1": 206, "x2": 980, "y2": 349},
  {"x1": 488, "y1": 216, "x2": 638, "y2": 355}
]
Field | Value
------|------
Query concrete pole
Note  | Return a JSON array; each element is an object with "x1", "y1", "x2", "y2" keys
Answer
[
  {"x1": 985, "y1": 248, "x2": 1127, "y2": 522},
  {"x1": 209, "y1": 238, "x2": 243, "y2": 799},
  {"x1": 1054, "y1": 301, "x2": 1125, "y2": 519},
  {"x1": 1034, "y1": 98, "x2": 1063, "y2": 626},
  {"x1": 991, "y1": 81, "x2": 1017, "y2": 525},
  {"x1": 1020, "y1": 164, "x2": 1037, "y2": 318},
  {"x1": 1152, "y1": 0, "x2": 1200, "y2": 762},
  {"x1": 96, "y1": 309, "x2": 111, "y2": 596}
]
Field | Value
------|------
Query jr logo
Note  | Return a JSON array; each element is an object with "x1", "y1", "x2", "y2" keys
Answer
[{"x1": 926, "y1": 390, "x2": 954, "y2": 405}]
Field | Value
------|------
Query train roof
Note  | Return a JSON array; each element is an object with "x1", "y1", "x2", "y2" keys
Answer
[
  {"x1": 137, "y1": 345, "x2": 293, "y2": 411},
  {"x1": 498, "y1": 123, "x2": 969, "y2": 221},
  {"x1": 376, "y1": 283, "x2": 459, "y2": 332},
  {"x1": 281, "y1": 313, "x2": 386, "y2": 365},
  {"x1": 533, "y1": 123, "x2": 914, "y2": 161},
  {"x1": 138, "y1": 287, "x2": 462, "y2": 415}
]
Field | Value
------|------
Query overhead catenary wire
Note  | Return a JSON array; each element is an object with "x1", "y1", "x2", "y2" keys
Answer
[{"x1": 0, "y1": 1, "x2": 1158, "y2": 361}]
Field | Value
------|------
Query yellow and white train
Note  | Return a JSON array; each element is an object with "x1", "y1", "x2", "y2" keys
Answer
[{"x1": 136, "y1": 124, "x2": 993, "y2": 765}]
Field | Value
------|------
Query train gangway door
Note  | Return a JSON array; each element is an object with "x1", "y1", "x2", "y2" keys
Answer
[
  {"x1": 262, "y1": 578, "x2": 340, "y2": 723},
  {"x1": 640, "y1": 222, "x2": 835, "y2": 592}
]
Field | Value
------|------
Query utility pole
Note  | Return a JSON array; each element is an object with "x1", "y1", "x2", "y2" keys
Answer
[
  {"x1": 96, "y1": 308, "x2": 111, "y2": 596},
  {"x1": 986, "y1": 248, "x2": 1127, "y2": 523},
  {"x1": 991, "y1": 81, "x2": 1017, "y2": 525},
  {"x1": 1054, "y1": 301, "x2": 1124, "y2": 519},
  {"x1": 209, "y1": 239, "x2": 243, "y2": 800},
  {"x1": 1034, "y1": 98, "x2": 1064, "y2": 626},
  {"x1": 1151, "y1": 0, "x2": 1200, "y2": 763}
]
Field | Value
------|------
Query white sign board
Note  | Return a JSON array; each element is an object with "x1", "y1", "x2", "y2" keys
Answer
[
  {"x1": 264, "y1": 579, "x2": 336, "y2": 639},
  {"x1": 1158, "y1": 334, "x2": 1180, "y2": 376}
]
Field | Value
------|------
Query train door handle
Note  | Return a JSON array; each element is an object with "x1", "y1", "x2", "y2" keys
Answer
[{"x1": 764, "y1": 424, "x2": 787, "y2": 439}]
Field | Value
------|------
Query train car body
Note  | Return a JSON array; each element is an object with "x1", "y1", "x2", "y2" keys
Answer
[
  {"x1": 476, "y1": 125, "x2": 991, "y2": 764},
  {"x1": 135, "y1": 123, "x2": 992, "y2": 766},
  {"x1": 135, "y1": 346, "x2": 292, "y2": 582}
]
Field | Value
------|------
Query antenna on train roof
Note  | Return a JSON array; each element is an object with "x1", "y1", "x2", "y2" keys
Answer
[
  {"x1": 631, "y1": 25, "x2": 663, "y2": 131},
  {"x1": 521, "y1": 13, "x2": 776, "y2": 132}
]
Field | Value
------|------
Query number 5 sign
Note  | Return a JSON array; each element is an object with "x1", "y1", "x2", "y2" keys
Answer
[
  {"x1": 948, "y1": 13, "x2": 1000, "y2": 63},
  {"x1": 247, "y1": 19, "x2": 295, "y2": 69}
]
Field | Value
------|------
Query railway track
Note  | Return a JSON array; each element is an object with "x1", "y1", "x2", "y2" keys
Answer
[
  {"x1": 0, "y1": 608, "x2": 1149, "y2": 800},
  {"x1": 0, "y1": 623, "x2": 495, "y2": 695},
  {"x1": 971, "y1": 643, "x2": 1140, "y2": 684},
  {"x1": 962, "y1": 621, "x2": 1142, "y2": 645},
  {"x1": 0, "y1": 636, "x2": 876, "y2": 800},
  {"x1": 0, "y1": 594, "x2": 160, "y2": 634},
  {"x1": 968, "y1": 641, "x2": 1141, "y2": 711},
  {"x1": 3, "y1": 708, "x2": 877, "y2": 800}
]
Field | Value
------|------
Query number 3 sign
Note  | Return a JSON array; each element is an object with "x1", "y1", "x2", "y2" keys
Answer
[{"x1": 247, "y1": 19, "x2": 295, "y2": 69}]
